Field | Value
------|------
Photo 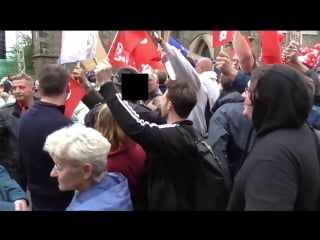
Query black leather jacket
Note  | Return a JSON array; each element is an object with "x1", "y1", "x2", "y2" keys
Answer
[{"x1": 0, "y1": 102, "x2": 27, "y2": 191}]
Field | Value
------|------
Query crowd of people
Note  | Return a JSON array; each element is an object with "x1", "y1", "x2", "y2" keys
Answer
[{"x1": 1, "y1": 31, "x2": 320, "y2": 211}]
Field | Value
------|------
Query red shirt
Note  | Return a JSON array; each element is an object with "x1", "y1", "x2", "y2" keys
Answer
[
  {"x1": 17, "y1": 101, "x2": 29, "y2": 113},
  {"x1": 107, "y1": 142, "x2": 146, "y2": 197}
]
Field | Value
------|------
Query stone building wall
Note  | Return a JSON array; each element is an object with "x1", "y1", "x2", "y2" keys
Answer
[
  {"x1": 32, "y1": 31, "x2": 320, "y2": 76},
  {"x1": 176, "y1": 31, "x2": 320, "y2": 60},
  {"x1": 32, "y1": 31, "x2": 62, "y2": 78},
  {"x1": 31, "y1": 31, "x2": 118, "y2": 78}
]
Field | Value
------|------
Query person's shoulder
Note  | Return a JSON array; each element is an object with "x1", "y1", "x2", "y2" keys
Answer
[
  {"x1": 200, "y1": 71, "x2": 217, "y2": 82},
  {"x1": 131, "y1": 102, "x2": 152, "y2": 112},
  {"x1": 222, "y1": 101, "x2": 245, "y2": 112},
  {"x1": 0, "y1": 102, "x2": 16, "y2": 111}
]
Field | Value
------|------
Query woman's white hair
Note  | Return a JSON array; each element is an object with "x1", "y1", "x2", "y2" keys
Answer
[{"x1": 43, "y1": 123, "x2": 111, "y2": 183}]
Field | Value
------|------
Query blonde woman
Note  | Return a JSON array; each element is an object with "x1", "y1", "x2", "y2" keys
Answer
[{"x1": 95, "y1": 103, "x2": 147, "y2": 198}]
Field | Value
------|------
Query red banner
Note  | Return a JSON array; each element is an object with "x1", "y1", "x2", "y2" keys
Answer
[
  {"x1": 213, "y1": 31, "x2": 235, "y2": 48},
  {"x1": 108, "y1": 31, "x2": 146, "y2": 68},
  {"x1": 260, "y1": 31, "x2": 282, "y2": 64},
  {"x1": 108, "y1": 31, "x2": 165, "y2": 72},
  {"x1": 131, "y1": 32, "x2": 164, "y2": 71},
  {"x1": 65, "y1": 76, "x2": 86, "y2": 119}
]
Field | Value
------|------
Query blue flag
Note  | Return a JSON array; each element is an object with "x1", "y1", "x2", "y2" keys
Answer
[{"x1": 169, "y1": 37, "x2": 189, "y2": 58}]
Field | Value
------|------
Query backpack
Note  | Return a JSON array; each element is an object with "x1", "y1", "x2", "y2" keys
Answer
[{"x1": 177, "y1": 126, "x2": 232, "y2": 210}]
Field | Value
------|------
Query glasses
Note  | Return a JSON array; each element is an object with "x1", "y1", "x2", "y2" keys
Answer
[{"x1": 54, "y1": 163, "x2": 63, "y2": 172}]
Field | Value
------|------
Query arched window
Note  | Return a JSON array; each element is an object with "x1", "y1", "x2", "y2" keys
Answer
[
  {"x1": 196, "y1": 39, "x2": 211, "y2": 57},
  {"x1": 189, "y1": 33, "x2": 214, "y2": 59}
]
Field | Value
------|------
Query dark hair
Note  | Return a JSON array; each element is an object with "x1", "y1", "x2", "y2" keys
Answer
[
  {"x1": 113, "y1": 67, "x2": 140, "y2": 86},
  {"x1": 86, "y1": 71, "x2": 96, "y2": 83},
  {"x1": 165, "y1": 80, "x2": 197, "y2": 118},
  {"x1": 154, "y1": 69, "x2": 168, "y2": 85},
  {"x1": 38, "y1": 64, "x2": 70, "y2": 97},
  {"x1": 220, "y1": 74, "x2": 234, "y2": 92},
  {"x1": 249, "y1": 65, "x2": 272, "y2": 103}
]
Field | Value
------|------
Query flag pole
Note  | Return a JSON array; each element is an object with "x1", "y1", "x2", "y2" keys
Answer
[
  {"x1": 164, "y1": 31, "x2": 171, "y2": 42},
  {"x1": 107, "y1": 31, "x2": 120, "y2": 57}
]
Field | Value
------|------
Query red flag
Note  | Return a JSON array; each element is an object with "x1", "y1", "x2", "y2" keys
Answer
[
  {"x1": 149, "y1": 60, "x2": 166, "y2": 72},
  {"x1": 213, "y1": 31, "x2": 235, "y2": 48},
  {"x1": 260, "y1": 31, "x2": 282, "y2": 64},
  {"x1": 65, "y1": 76, "x2": 86, "y2": 119},
  {"x1": 108, "y1": 31, "x2": 146, "y2": 68},
  {"x1": 131, "y1": 31, "x2": 162, "y2": 71}
]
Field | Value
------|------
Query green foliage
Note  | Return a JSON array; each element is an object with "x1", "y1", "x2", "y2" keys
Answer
[
  {"x1": 0, "y1": 59, "x2": 18, "y2": 79},
  {"x1": 23, "y1": 35, "x2": 34, "y2": 75},
  {"x1": 6, "y1": 33, "x2": 34, "y2": 76}
]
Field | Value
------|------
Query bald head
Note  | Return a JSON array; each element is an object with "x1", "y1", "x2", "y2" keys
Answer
[{"x1": 196, "y1": 57, "x2": 213, "y2": 74}]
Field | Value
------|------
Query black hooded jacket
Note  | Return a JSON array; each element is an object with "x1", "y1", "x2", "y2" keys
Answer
[
  {"x1": 252, "y1": 65, "x2": 312, "y2": 137},
  {"x1": 228, "y1": 64, "x2": 320, "y2": 211}
]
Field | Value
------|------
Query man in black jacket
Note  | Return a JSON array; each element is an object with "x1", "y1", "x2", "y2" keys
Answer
[
  {"x1": 83, "y1": 66, "x2": 165, "y2": 128},
  {"x1": 0, "y1": 73, "x2": 37, "y2": 191},
  {"x1": 95, "y1": 60, "x2": 224, "y2": 210}
]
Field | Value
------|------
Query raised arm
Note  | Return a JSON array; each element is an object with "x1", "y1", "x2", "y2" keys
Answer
[
  {"x1": 101, "y1": 82, "x2": 176, "y2": 151},
  {"x1": 98, "y1": 72, "x2": 175, "y2": 152},
  {"x1": 232, "y1": 31, "x2": 255, "y2": 74},
  {"x1": 160, "y1": 40, "x2": 201, "y2": 91},
  {"x1": 216, "y1": 51, "x2": 250, "y2": 93}
]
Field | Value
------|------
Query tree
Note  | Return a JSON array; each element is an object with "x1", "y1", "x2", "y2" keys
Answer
[
  {"x1": 6, "y1": 33, "x2": 34, "y2": 76},
  {"x1": 0, "y1": 59, "x2": 18, "y2": 79}
]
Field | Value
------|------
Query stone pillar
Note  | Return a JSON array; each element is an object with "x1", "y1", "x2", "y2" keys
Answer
[{"x1": 32, "y1": 31, "x2": 62, "y2": 78}]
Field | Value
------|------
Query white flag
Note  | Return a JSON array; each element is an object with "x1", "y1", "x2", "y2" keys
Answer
[{"x1": 59, "y1": 31, "x2": 98, "y2": 64}]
